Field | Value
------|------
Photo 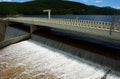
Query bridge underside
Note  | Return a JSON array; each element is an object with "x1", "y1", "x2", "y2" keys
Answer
[
  {"x1": 0, "y1": 20, "x2": 120, "y2": 50},
  {"x1": 2, "y1": 21, "x2": 119, "y2": 49}
]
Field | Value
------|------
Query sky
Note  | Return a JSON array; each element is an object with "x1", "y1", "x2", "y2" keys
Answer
[
  {"x1": 0, "y1": 0, "x2": 120, "y2": 9},
  {"x1": 69, "y1": 0, "x2": 120, "y2": 9}
]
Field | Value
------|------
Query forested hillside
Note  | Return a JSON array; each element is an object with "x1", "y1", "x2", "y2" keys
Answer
[{"x1": 0, "y1": 0, "x2": 120, "y2": 15}]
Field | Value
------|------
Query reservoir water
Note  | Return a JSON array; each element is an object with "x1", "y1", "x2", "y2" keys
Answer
[{"x1": 24, "y1": 15, "x2": 120, "y2": 23}]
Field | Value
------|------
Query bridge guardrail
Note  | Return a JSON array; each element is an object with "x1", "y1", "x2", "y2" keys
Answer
[{"x1": 6, "y1": 17, "x2": 120, "y2": 32}]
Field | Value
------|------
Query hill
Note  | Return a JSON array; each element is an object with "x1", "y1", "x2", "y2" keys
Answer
[{"x1": 0, "y1": 0, "x2": 120, "y2": 15}]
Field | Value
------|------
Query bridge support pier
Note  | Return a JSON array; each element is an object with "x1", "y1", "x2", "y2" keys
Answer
[
  {"x1": 0, "y1": 21, "x2": 8, "y2": 42},
  {"x1": 30, "y1": 25, "x2": 40, "y2": 34},
  {"x1": 30, "y1": 25, "x2": 51, "y2": 34}
]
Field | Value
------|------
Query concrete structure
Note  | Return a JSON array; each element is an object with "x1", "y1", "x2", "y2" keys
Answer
[
  {"x1": 0, "y1": 20, "x2": 7, "y2": 42},
  {"x1": 0, "y1": 34, "x2": 30, "y2": 49},
  {"x1": 0, "y1": 17, "x2": 120, "y2": 74},
  {"x1": 0, "y1": 17, "x2": 120, "y2": 48},
  {"x1": 3, "y1": 17, "x2": 120, "y2": 45},
  {"x1": 0, "y1": 19, "x2": 30, "y2": 48}
]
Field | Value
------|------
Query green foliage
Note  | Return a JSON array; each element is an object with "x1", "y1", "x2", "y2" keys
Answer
[{"x1": 0, "y1": 0, "x2": 120, "y2": 15}]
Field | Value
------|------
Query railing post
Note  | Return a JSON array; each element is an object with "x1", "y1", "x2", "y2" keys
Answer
[
  {"x1": 118, "y1": 18, "x2": 120, "y2": 32},
  {"x1": 110, "y1": 15, "x2": 115, "y2": 35}
]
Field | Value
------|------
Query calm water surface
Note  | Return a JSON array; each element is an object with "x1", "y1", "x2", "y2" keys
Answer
[{"x1": 24, "y1": 15, "x2": 120, "y2": 23}]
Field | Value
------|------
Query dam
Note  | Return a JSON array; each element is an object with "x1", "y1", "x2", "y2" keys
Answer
[{"x1": 0, "y1": 17, "x2": 120, "y2": 79}]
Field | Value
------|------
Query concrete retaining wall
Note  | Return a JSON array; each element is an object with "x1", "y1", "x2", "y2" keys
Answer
[
  {"x1": 5, "y1": 26, "x2": 29, "y2": 40},
  {"x1": 0, "y1": 34, "x2": 30, "y2": 49},
  {"x1": 0, "y1": 24, "x2": 30, "y2": 49}
]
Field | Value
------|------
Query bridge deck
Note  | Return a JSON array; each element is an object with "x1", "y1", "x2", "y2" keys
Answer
[{"x1": 4, "y1": 17, "x2": 120, "y2": 45}]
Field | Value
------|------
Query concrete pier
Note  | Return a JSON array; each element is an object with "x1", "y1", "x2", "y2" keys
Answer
[
  {"x1": 30, "y1": 25, "x2": 51, "y2": 34},
  {"x1": 0, "y1": 21, "x2": 7, "y2": 42}
]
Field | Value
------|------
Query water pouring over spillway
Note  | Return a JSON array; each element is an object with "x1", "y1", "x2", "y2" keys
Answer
[{"x1": 0, "y1": 40, "x2": 120, "y2": 79}]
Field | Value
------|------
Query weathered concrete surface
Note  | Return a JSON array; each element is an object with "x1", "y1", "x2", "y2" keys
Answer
[
  {"x1": 0, "y1": 24, "x2": 30, "y2": 49},
  {"x1": 5, "y1": 26, "x2": 29, "y2": 40},
  {"x1": 30, "y1": 25, "x2": 51, "y2": 33},
  {"x1": 0, "y1": 21, "x2": 7, "y2": 42},
  {"x1": 0, "y1": 34, "x2": 30, "y2": 49},
  {"x1": 30, "y1": 25, "x2": 40, "y2": 34}
]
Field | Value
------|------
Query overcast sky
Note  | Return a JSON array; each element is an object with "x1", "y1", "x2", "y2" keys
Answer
[{"x1": 0, "y1": 0, "x2": 120, "y2": 9}]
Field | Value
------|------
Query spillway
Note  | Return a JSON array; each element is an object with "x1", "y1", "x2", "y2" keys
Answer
[
  {"x1": 0, "y1": 20, "x2": 120, "y2": 79},
  {"x1": 0, "y1": 40, "x2": 120, "y2": 79}
]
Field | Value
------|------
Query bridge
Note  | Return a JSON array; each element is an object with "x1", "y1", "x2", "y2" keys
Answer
[
  {"x1": 0, "y1": 17, "x2": 120, "y2": 60},
  {"x1": 0, "y1": 17, "x2": 120, "y2": 45},
  {"x1": 6, "y1": 17, "x2": 120, "y2": 33}
]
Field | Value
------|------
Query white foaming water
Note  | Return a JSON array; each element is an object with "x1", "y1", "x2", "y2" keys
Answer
[{"x1": 0, "y1": 40, "x2": 120, "y2": 79}]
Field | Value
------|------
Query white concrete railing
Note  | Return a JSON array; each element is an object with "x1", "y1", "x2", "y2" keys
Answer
[{"x1": 7, "y1": 17, "x2": 120, "y2": 32}]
